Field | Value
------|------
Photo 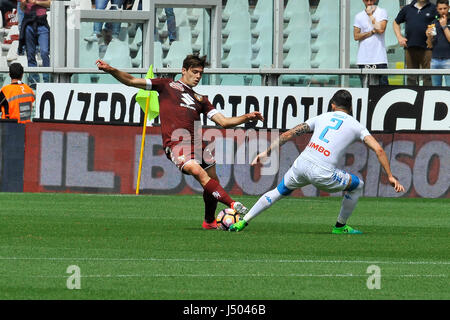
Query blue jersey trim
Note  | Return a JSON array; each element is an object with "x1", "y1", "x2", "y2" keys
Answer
[
  {"x1": 277, "y1": 178, "x2": 293, "y2": 196},
  {"x1": 347, "y1": 174, "x2": 360, "y2": 192}
]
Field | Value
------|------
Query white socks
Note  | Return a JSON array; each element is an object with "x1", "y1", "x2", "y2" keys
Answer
[
  {"x1": 243, "y1": 188, "x2": 283, "y2": 222},
  {"x1": 337, "y1": 180, "x2": 364, "y2": 225},
  {"x1": 244, "y1": 179, "x2": 364, "y2": 226}
]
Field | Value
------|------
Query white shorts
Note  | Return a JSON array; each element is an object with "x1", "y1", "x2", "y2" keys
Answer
[{"x1": 279, "y1": 155, "x2": 351, "y2": 194}]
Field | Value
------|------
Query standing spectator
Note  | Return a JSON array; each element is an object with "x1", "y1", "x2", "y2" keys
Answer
[
  {"x1": 426, "y1": 0, "x2": 450, "y2": 86},
  {"x1": 17, "y1": 0, "x2": 25, "y2": 55},
  {"x1": 354, "y1": 0, "x2": 389, "y2": 86},
  {"x1": 18, "y1": 0, "x2": 51, "y2": 87},
  {"x1": 0, "y1": 0, "x2": 17, "y2": 27},
  {"x1": 130, "y1": 0, "x2": 177, "y2": 44},
  {"x1": 0, "y1": 63, "x2": 35, "y2": 124},
  {"x1": 393, "y1": 0, "x2": 437, "y2": 86},
  {"x1": 84, "y1": 0, "x2": 124, "y2": 43},
  {"x1": 158, "y1": 8, "x2": 177, "y2": 44}
]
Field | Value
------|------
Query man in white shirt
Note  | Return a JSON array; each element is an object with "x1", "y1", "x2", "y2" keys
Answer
[
  {"x1": 354, "y1": 0, "x2": 389, "y2": 86},
  {"x1": 230, "y1": 90, "x2": 405, "y2": 234}
]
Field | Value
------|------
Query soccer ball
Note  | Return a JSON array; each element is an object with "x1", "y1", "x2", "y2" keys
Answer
[{"x1": 216, "y1": 208, "x2": 240, "y2": 231}]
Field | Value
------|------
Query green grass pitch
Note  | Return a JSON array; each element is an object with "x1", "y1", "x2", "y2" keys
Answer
[{"x1": 0, "y1": 193, "x2": 448, "y2": 300}]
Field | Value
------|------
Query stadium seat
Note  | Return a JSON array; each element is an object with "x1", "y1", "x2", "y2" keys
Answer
[
  {"x1": 311, "y1": 0, "x2": 340, "y2": 24},
  {"x1": 283, "y1": 11, "x2": 312, "y2": 39},
  {"x1": 177, "y1": 26, "x2": 193, "y2": 47},
  {"x1": 284, "y1": 0, "x2": 310, "y2": 23},
  {"x1": 222, "y1": 10, "x2": 251, "y2": 38},
  {"x1": 188, "y1": 8, "x2": 203, "y2": 25},
  {"x1": 173, "y1": 8, "x2": 189, "y2": 27},
  {"x1": 163, "y1": 40, "x2": 192, "y2": 68},
  {"x1": 222, "y1": 0, "x2": 249, "y2": 23},
  {"x1": 78, "y1": 40, "x2": 100, "y2": 74},
  {"x1": 191, "y1": 9, "x2": 204, "y2": 38},
  {"x1": 0, "y1": 56, "x2": 7, "y2": 68},
  {"x1": 6, "y1": 41, "x2": 18, "y2": 61},
  {"x1": 103, "y1": 38, "x2": 132, "y2": 68},
  {"x1": 283, "y1": 23, "x2": 311, "y2": 53},
  {"x1": 251, "y1": 11, "x2": 272, "y2": 68},
  {"x1": 251, "y1": 0, "x2": 272, "y2": 23},
  {"x1": 251, "y1": 46, "x2": 272, "y2": 68},
  {"x1": 6, "y1": 25, "x2": 19, "y2": 39},
  {"x1": 191, "y1": 11, "x2": 205, "y2": 55},
  {"x1": 251, "y1": 10, "x2": 272, "y2": 39},
  {"x1": 311, "y1": 38, "x2": 339, "y2": 69},
  {"x1": 223, "y1": 11, "x2": 251, "y2": 53},
  {"x1": 192, "y1": 33, "x2": 204, "y2": 55},
  {"x1": 220, "y1": 75, "x2": 246, "y2": 85},
  {"x1": 16, "y1": 55, "x2": 28, "y2": 67},
  {"x1": 153, "y1": 41, "x2": 163, "y2": 69},
  {"x1": 222, "y1": 40, "x2": 252, "y2": 68},
  {"x1": 311, "y1": 26, "x2": 339, "y2": 53},
  {"x1": 280, "y1": 40, "x2": 311, "y2": 85},
  {"x1": 128, "y1": 26, "x2": 142, "y2": 58},
  {"x1": 310, "y1": 38, "x2": 340, "y2": 85}
]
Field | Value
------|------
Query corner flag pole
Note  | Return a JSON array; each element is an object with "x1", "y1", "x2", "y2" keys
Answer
[
  {"x1": 135, "y1": 64, "x2": 159, "y2": 195},
  {"x1": 136, "y1": 92, "x2": 151, "y2": 195}
]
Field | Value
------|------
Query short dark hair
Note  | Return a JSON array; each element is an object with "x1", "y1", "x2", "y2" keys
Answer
[
  {"x1": 182, "y1": 54, "x2": 207, "y2": 70},
  {"x1": 330, "y1": 89, "x2": 353, "y2": 112},
  {"x1": 436, "y1": 0, "x2": 449, "y2": 5},
  {"x1": 9, "y1": 62, "x2": 24, "y2": 80}
]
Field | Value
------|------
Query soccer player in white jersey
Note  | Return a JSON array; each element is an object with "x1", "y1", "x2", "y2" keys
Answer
[{"x1": 230, "y1": 89, "x2": 405, "y2": 234}]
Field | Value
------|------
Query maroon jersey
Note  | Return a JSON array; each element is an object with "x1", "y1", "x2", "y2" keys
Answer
[{"x1": 147, "y1": 78, "x2": 218, "y2": 149}]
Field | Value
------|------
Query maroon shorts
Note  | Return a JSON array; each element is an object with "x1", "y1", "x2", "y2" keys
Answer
[{"x1": 165, "y1": 141, "x2": 216, "y2": 174}]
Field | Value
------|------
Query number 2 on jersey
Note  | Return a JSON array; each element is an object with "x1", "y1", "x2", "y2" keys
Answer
[{"x1": 319, "y1": 118, "x2": 343, "y2": 143}]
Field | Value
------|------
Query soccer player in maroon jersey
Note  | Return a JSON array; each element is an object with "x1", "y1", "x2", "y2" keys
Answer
[{"x1": 96, "y1": 55, "x2": 264, "y2": 229}]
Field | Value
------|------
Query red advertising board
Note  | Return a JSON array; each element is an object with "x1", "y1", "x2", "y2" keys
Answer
[{"x1": 23, "y1": 122, "x2": 449, "y2": 198}]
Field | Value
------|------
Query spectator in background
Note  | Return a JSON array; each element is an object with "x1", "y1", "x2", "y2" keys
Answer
[
  {"x1": 393, "y1": 0, "x2": 437, "y2": 86},
  {"x1": 84, "y1": 0, "x2": 124, "y2": 44},
  {"x1": 354, "y1": 0, "x2": 389, "y2": 86},
  {"x1": 19, "y1": 0, "x2": 51, "y2": 87},
  {"x1": 127, "y1": 0, "x2": 176, "y2": 43},
  {"x1": 426, "y1": 0, "x2": 450, "y2": 86},
  {"x1": 0, "y1": 63, "x2": 35, "y2": 123},
  {"x1": 157, "y1": 8, "x2": 177, "y2": 44},
  {"x1": 0, "y1": 0, "x2": 17, "y2": 27}
]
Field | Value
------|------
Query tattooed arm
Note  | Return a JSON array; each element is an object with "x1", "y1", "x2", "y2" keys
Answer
[{"x1": 251, "y1": 123, "x2": 311, "y2": 166}]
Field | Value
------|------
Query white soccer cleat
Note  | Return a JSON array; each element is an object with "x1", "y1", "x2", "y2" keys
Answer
[{"x1": 231, "y1": 202, "x2": 248, "y2": 215}]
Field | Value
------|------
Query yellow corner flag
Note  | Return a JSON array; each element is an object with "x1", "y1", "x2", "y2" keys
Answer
[
  {"x1": 135, "y1": 65, "x2": 159, "y2": 120},
  {"x1": 136, "y1": 65, "x2": 159, "y2": 195}
]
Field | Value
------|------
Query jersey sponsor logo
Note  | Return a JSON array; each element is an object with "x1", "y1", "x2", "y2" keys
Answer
[
  {"x1": 169, "y1": 81, "x2": 184, "y2": 92},
  {"x1": 307, "y1": 141, "x2": 331, "y2": 157},
  {"x1": 180, "y1": 93, "x2": 197, "y2": 110}
]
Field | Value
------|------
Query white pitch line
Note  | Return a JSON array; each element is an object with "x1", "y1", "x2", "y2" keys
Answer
[
  {"x1": 0, "y1": 256, "x2": 449, "y2": 265},
  {"x1": 8, "y1": 273, "x2": 449, "y2": 279}
]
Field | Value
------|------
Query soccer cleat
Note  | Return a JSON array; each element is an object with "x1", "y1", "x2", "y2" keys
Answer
[
  {"x1": 332, "y1": 225, "x2": 363, "y2": 234},
  {"x1": 231, "y1": 202, "x2": 248, "y2": 215},
  {"x1": 202, "y1": 220, "x2": 217, "y2": 230},
  {"x1": 229, "y1": 219, "x2": 248, "y2": 232}
]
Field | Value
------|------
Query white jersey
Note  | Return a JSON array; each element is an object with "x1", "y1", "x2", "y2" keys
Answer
[
  {"x1": 354, "y1": 7, "x2": 388, "y2": 65},
  {"x1": 300, "y1": 111, "x2": 370, "y2": 168}
]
